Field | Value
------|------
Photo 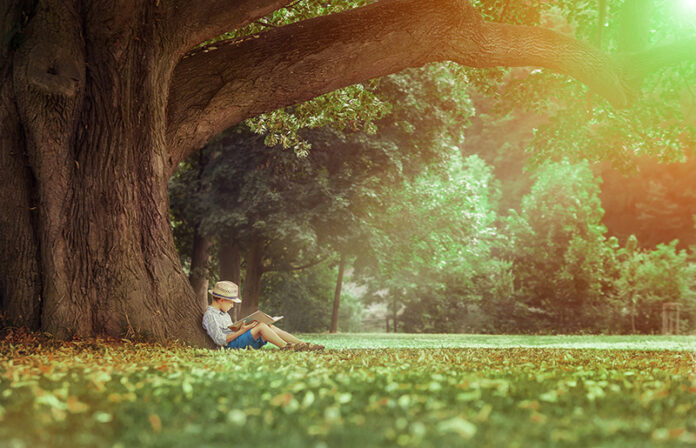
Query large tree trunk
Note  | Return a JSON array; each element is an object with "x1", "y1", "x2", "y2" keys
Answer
[
  {"x1": 2, "y1": 0, "x2": 209, "y2": 345},
  {"x1": 0, "y1": 0, "x2": 42, "y2": 329},
  {"x1": 189, "y1": 229, "x2": 212, "y2": 309},
  {"x1": 241, "y1": 237, "x2": 265, "y2": 316},
  {"x1": 330, "y1": 254, "x2": 346, "y2": 334}
]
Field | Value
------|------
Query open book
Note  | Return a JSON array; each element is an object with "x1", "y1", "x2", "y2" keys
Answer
[{"x1": 232, "y1": 310, "x2": 283, "y2": 328}]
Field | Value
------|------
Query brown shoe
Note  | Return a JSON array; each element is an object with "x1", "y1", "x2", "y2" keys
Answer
[
  {"x1": 292, "y1": 342, "x2": 311, "y2": 351},
  {"x1": 279, "y1": 343, "x2": 296, "y2": 351}
]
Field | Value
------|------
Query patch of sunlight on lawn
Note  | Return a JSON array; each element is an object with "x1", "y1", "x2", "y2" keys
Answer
[{"x1": 299, "y1": 333, "x2": 696, "y2": 351}]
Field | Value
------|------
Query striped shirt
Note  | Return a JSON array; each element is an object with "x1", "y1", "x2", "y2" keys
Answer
[{"x1": 202, "y1": 306, "x2": 235, "y2": 347}]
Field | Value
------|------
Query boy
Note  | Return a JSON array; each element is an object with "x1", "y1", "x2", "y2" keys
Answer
[{"x1": 202, "y1": 281, "x2": 323, "y2": 351}]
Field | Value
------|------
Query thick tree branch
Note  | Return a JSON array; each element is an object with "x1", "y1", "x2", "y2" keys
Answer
[
  {"x1": 165, "y1": 0, "x2": 682, "y2": 170},
  {"x1": 464, "y1": 22, "x2": 631, "y2": 106},
  {"x1": 166, "y1": 0, "x2": 292, "y2": 57},
  {"x1": 166, "y1": 0, "x2": 478, "y2": 169}
]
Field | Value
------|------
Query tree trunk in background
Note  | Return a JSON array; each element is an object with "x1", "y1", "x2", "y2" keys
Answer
[
  {"x1": 219, "y1": 241, "x2": 242, "y2": 285},
  {"x1": 594, "y1": 0, "x2": 607, "y2": 47},
  {"x1": 241, "y1": 237, "x2": 264, "y2": 316},
  {"x1": 330, "y1": 254, "x2": 346, "y2": 333},
  {"x1": 219, "y1": 241, "x2": 242, "y2": 321},
  {"x1": 189, "y1": 229, "x2": 212, "y2": 309},
  {"x1": 618, "y1": 0, "x2": 651, "y2": 53}
]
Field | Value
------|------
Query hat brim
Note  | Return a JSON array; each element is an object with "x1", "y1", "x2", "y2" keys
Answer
[{"x1": 208, "y1": 290, "x2": 242, "y2": 303}]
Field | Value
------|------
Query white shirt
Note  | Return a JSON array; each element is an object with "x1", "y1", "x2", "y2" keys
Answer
[{"x1": 202, "y1": 306, "x2": 234, "y2": 346}]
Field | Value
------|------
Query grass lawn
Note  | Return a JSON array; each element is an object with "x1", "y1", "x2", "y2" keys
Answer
[
  {"x1": 1, "y1": 331, "x2": 694, "y2": 448},
  {"x1": 301, "y1": 333, "x2": 696, "y2": 351}
]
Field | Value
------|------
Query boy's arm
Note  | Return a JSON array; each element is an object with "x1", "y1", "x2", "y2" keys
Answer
[{"x1": 226, "y1": 322, "x2": 259, "y2": 343}]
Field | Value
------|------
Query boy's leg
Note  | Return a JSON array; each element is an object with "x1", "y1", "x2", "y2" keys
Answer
[
  {"x1": 250, "y1": 323, "x2": 287, "y2": 348},
  {"x1": 270, "y1": 325, "x2": 302, "y2": 344}
]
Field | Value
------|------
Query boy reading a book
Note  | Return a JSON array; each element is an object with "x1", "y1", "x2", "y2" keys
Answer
[{"x1": 202, "y1": 281, "x2": 323, "y2": 351}]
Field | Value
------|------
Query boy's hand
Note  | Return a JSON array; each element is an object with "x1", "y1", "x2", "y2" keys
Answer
[
  {"x1": 241, "y1": 321, "x2": 259, "y2": 331},
  {"x1": 229, "y1": 321, "x2": 258, "y2": 331}
]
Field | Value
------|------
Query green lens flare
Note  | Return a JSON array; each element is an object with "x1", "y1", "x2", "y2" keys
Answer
[{"x1": 681, "y1": 0, "x2": 696, "y2": 12}]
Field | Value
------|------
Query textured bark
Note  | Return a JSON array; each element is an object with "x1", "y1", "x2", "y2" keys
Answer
[
  {"x1": 189, "y1": 229, "x2": 212, "y2": 309},
  {"x1": 167, "y1": 0, "x2": 292, "y2": 59},
  {"x1": 3, "y1": 0, "x2": 209, "y2": 345},
  {"x1": 241, "y1": 237, "x2": 265, "y2": 317},
  {"x1": 0, "y1": 0, "x2": 42, "y2": 329},
  {"x1": 330, "y1": 254, "x2": 346, "y2": 333}
]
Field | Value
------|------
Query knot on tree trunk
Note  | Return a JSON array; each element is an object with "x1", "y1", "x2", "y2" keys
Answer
[
  {"x1": 12, "y1": 0, "x2": 84, "y2": 101},
  {"x1": 24, "y1": 43, "x2": 82, "y2": 97}
]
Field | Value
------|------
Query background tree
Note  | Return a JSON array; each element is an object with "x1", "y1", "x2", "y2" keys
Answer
[
  {"x1": 358, "y1": 152, "x2": 506, "y2": 333},
  {"x1": 613, "y1": 239, "x2": 696, "y2": 333},
  {"x1": 504, "y1": 160, "x2": 615, "y2": 332}
]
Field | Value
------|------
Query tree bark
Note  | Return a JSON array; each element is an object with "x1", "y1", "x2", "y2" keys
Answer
[
  {"x1": 330, "y1": 254, "x2": 346, "y2": 333},
  {"x1": 241, "y1": 237, "x2": 265, "y2": 316},
  {"x1": 167, "y1": 0, "x2": 292, "y2": 59},
  {"x1": 189, "y1": 229, "x2": 212, "y2": 309},
  {"x1": 2, "y1": 0, "x2": 210, "y2": 345},
  {"x1": 0, "y1": 0, "x2": 42, "y2": 330}
]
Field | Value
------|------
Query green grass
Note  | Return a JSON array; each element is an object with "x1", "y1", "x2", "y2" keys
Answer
[
  {"x1": 301, "y1": 333, "x2": 696, "y2": 351},
  {"x1": 1, "y1": 332, "x2": 695, "y2": 448}
]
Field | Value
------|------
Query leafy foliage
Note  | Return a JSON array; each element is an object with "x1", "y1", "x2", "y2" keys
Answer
[
  {"x1": 360, "y1": 152, "x2": 508, "y2": 333},
  {"x1": 614, "y1": 239, "x2": 696, "y2": 333},
  {"x1": 474, "y1": 0, "x2": 696, "y2": 167},
  {"x1": 355, "y1": 156, "x2": 695, "y2": 334},
  {"x1": 260, "y1": 264, "x2": 364, "y2": 333},
  {"x1": 505, "y1": 160, "x2": 614, "y2": 332},
  {"x1": 1, "y1": 331, "x2": 695, "y2": 448},
  {"x1": 167, "y1": 0, "x2": 696, "y2": 335},
  {"x1": 168, "y1": 63, "x2": 473, "y2": 313}
]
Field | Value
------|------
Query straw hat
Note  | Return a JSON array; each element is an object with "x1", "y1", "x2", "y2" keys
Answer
[{"x1": 208, "y1": 281, "x2": 242, "y2": 303}]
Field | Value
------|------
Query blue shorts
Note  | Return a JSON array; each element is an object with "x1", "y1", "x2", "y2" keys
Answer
[{"x1": 225, "y1": 330, "x2": 268, "y2": 350}]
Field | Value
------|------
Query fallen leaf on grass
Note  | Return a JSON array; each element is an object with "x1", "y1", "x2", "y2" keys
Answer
[
  {"x1": 149, "y1": 414, "x2": 162, "y2": 433},
  {"x1": 66, "y1": 396, "x2": 89, "y2": 413},
  {"x1": 437, "y1": 417, "x2": 477, "y2": 439}
]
